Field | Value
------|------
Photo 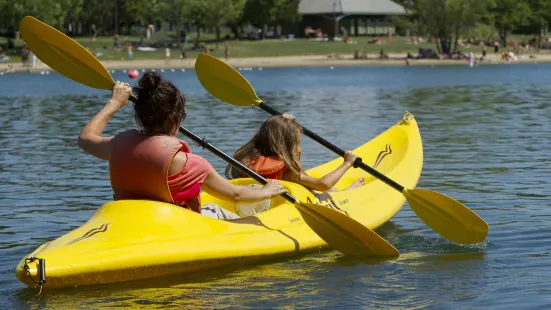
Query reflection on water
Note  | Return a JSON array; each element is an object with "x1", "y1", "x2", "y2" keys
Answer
[{"x1": 1, "y1": 64, "x2": 551, "y2": 308}]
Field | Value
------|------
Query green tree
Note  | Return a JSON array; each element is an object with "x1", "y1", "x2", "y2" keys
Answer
[
  {"x1": 193, "y1": 0, "x2": 246, "y2": 40},
  {"x1": 416, "y1": 0, "x2": 494, "y2": 54},
  {"x1": 526, "y1": 0, "x2": 551, "y2": 46},
  {"x1": 491, "y1": 0, "x2": 531, "y2": 46},
  {"x1": 242, "y1": 0, "x2": 301, "y2": 36}
]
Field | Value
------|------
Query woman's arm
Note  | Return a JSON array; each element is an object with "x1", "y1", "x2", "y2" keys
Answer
[
  {"x1": 202, "y1": 169, "x2": 288, "y2": 203},
  {"x1": 284, "y1": 151, "x2": 358, "y2": 192},
  {"x1": 77, "y1": 82, "x2": 132, "y2": 161}
]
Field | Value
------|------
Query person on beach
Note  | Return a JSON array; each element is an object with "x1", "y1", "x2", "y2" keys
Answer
[
  {"x1": 226, "y1": 114, "x2": 364, "y2": 193},
  {"x1": 91, "y1": 24, "x2": 97, "y2": 41},
  {"x1": 224, "y1": 44, "x2": 230, "y2": 61},
  {"x1": 77, "y1": 72, "x2": 288, "y2": 220},
  {"x1": 114, "y1": 35, "x2": 120, "y2": 50},
  {"x1": 127, "y1": 44, "x2": 133, "y2": 60},
  {"x1": 165, "y1": 47, "x2": 171, "y2": 65}
]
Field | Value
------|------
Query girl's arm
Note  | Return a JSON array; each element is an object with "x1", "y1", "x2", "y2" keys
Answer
[
  {"x1": 77, "y1": 82, "x2": 132, "y2": 161},
  {"x1": 284, "y1": 151, "x2": 358, "y2": 192},
  {"x1": 202, "y1": 169, "x2": 288, "y2": 203}
]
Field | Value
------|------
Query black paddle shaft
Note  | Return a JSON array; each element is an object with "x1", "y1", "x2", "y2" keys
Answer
[
  {"x1": 178, "y1": 126, "x2": 300, "y2": 204},
  {"x1": 258, "y1": 102, "x2": 405, "y2": 193},
  {"x1": 128, "y1": 95, "x2": 299, "y2": 204}
]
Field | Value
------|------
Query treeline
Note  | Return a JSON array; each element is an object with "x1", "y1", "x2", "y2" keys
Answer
[
  {"x1": 0, "y1": 0, "x2": 301, "y2": 39},
  {"x1": 1, "y1": 0, "x2": 550, "y2": 53},
  {"x1": 395, "y1": 0, "x2": 551, "y2": 53}
]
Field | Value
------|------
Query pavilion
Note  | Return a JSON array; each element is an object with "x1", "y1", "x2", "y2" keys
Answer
[{"x1": 298, "y1": 0, "x2": 407, "y2": 38}]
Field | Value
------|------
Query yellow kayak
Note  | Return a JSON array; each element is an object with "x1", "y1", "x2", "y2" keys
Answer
[{"x1": 16, "y1": 111, "x2": 423, "y2": 289}]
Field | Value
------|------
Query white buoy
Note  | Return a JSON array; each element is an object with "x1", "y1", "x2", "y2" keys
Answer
[
  {"x1": 152, "y1": 69, "x2": 156, "y2": 72},
  {"x1": 0, "y1": 72, "x2": 3, "y2": 76},
  {"x1": 238, "y1": 68, "x2": 242, "y2": 71},
  {"x1": 171, "y1": 69, "x2": 175, "y2": 72},
  {"x1": 330, "y1": 66, "x2": 334, "y2": 70},
  {"x1": 46, "y1": 71, "x2": 50, "y2": 75},
  {"x1": 259, "y1": 68, "x2": 263, "y2": 71},
  {"x1": 181, "y1": 69, "x2": 185, "y2": 72},
  {"x1": 141, "y1": 69, "x2": 145, "y2": 72},
  {"x1": 40, "y1": 71, "x2": 45, "y2": 75},
  {"x1": 161, "y1": 69, "x2": 165, "y2": 72},
  {"x1": 123, "y1": 70, "x2": 127, "y2": 73}
]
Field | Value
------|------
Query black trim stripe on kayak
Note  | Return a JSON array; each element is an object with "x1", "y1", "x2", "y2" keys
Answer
[
  {"x1": 65, "y1": 223, "x2": 110, "y2": 246},
  {"x1": 373, "y1": 144, "x2": 392, "y2": 169}
]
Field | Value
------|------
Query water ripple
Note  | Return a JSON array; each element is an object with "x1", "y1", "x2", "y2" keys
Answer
[{"x1": 1, "y1": 64, "x2": 551, "y2": 308}]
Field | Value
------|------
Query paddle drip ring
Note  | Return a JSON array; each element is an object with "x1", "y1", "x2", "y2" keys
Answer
[
  {"x1": 198, "y1": 136, "x2": 209, "y2": 150},
  {"x1": 23, "y1": 256, "x2": 46, "y2": 295}
]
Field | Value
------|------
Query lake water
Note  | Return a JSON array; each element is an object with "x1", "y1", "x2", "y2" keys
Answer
[{"x1": 1, "y1": 64, "x2": 550, "y2": 309}]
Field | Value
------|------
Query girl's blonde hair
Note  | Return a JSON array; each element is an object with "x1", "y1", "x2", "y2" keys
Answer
[{"x1": 226, "y1": 115, "x2": 304, "y2": 179}]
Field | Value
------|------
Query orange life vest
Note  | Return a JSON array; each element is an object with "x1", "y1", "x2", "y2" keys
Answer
[
  {"x1": 109, "y1": 130, "x2": 211, "y2": 210},
  {"x1": 246, "y1": 155, "x2": 286, "y2": 180}
]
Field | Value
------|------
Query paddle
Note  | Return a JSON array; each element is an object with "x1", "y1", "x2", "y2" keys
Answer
[
  {"x1": 194, "y1": 52, "x2": 489, "y2": 245},
  {"x1": 19, "y1": 15, "x2": 400, "y2": 258}
]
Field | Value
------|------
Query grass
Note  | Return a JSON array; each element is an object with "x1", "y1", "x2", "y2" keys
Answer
[{"x1": 1, "y1": 32, "x2": 546, "y2": 64}]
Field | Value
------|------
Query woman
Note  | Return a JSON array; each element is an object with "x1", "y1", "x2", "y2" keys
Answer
[
  {"x1": 77, "y1": 72, "x2": 287, "y2": 219},
  {"x1": 226, "y1": 114, "x2": 364, "y2": 192}
]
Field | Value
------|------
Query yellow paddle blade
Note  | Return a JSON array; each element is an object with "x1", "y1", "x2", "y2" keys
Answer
[
  {"x1": 404, "y1": 188, "x2": 489, "y2": 244},
  {"x1": 296, "y1": 202, "x2": 399, "y2": 257},
  {"x1": 195, "y1": 53, "x2": 262, "y2": 107},
  {"x1": 19, "y1": 16, "x2": 114, "y2": 90}
]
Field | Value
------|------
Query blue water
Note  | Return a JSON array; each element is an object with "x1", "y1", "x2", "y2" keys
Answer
[{"x1": 1, "y1": 64, "x2": 550, "y2": 308}]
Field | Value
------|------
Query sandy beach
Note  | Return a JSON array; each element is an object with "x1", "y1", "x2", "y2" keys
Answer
[{"x1": 1, "y1": 52, "x2": 549, "y2": 73}]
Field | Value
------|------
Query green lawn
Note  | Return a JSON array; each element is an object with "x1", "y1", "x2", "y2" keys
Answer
[{"x1": 0, "y1": 33, "x2": 543, "y2": 64}]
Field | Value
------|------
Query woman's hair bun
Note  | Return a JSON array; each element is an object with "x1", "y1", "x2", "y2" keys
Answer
[{"x1": 137, "y1": 71, "x2": 161, "y2": 91}]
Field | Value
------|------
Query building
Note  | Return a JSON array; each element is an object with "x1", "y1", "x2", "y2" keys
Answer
[{"x1": 298, "y1": 0, "x2": 407, "y2": 38}]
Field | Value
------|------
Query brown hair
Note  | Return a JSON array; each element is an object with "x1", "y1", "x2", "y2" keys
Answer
[
  {"x1": 132, "y1": 72, "x2": 186, "y2": 134},
  {"x1": 226, "y1": 115, "x2": 304, "y2": 179}
]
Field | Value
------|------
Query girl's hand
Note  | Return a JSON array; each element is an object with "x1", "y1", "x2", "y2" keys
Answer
[
  {"x1": 343, "y1": 151, "x2": 358, "y2": 167},
  {"x1": 109, "y1": 81, "x2": 132, "y2": 108}
]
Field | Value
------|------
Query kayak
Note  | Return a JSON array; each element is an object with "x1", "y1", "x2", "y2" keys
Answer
[{"x1": 16, "y1": 111, "x2": 423, "y2": 289}]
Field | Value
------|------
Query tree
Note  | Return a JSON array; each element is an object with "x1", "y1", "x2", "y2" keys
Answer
[
  {"x1": 242, "y1": 0, "x2": 301, "y2": 36},
  {"x1": 526, "y1": 0, "x2": 551, "y2": 47},
  {"x1": 491, "y1": 0, "x2": 531, "y2": 46},
  {"x1": 416, "y1": 0, "x2": 494, "y2": 54},
  {"x1": 194, "y1": 0, "x2": 246, "y2": 40},
  {"x1": 157, "y1": 0, "x2": 188, "y2": 39}
]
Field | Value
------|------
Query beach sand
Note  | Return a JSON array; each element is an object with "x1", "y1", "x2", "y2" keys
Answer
[{"x1": 1, "y1": 53, "x2": 549, "y2": 73}]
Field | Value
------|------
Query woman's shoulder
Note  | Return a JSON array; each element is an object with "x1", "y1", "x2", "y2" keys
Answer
[
  {"x1": 168, "y1": 152, "x2": 188, "y2": 175},
  {"x1": 169, "y1": 152, "x2": 213, "y2": 176}
]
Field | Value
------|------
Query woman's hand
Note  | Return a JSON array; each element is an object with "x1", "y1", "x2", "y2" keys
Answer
[
  {"x1": 343, "y1": 150, "x2": 358, "y2": 167},
  {"x1": 261, "y1": 180, "x2": 288, "y2": 198},
  {"x1": 108, "y1": 81, "x2": 132, "y2": 109},
  {"x1": 77, "y1": 81, "x2": 131, "y2": 161}
]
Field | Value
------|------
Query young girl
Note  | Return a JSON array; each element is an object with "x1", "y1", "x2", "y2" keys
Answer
[{"x1": 226, "y1": 114, "x2": 364, "y2": 192}]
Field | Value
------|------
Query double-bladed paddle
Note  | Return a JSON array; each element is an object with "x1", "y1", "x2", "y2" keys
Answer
[
  {"x1": 19, "y1": 15, "x2": 400, "y2": 258},
  {"x1": 194, "y1": 53, "x2": 489, "y2": 245}
]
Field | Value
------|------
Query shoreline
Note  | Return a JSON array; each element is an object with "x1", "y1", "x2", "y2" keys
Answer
[{"x1": 1, "y1": 53, "x2": 549, "y2": 73}]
